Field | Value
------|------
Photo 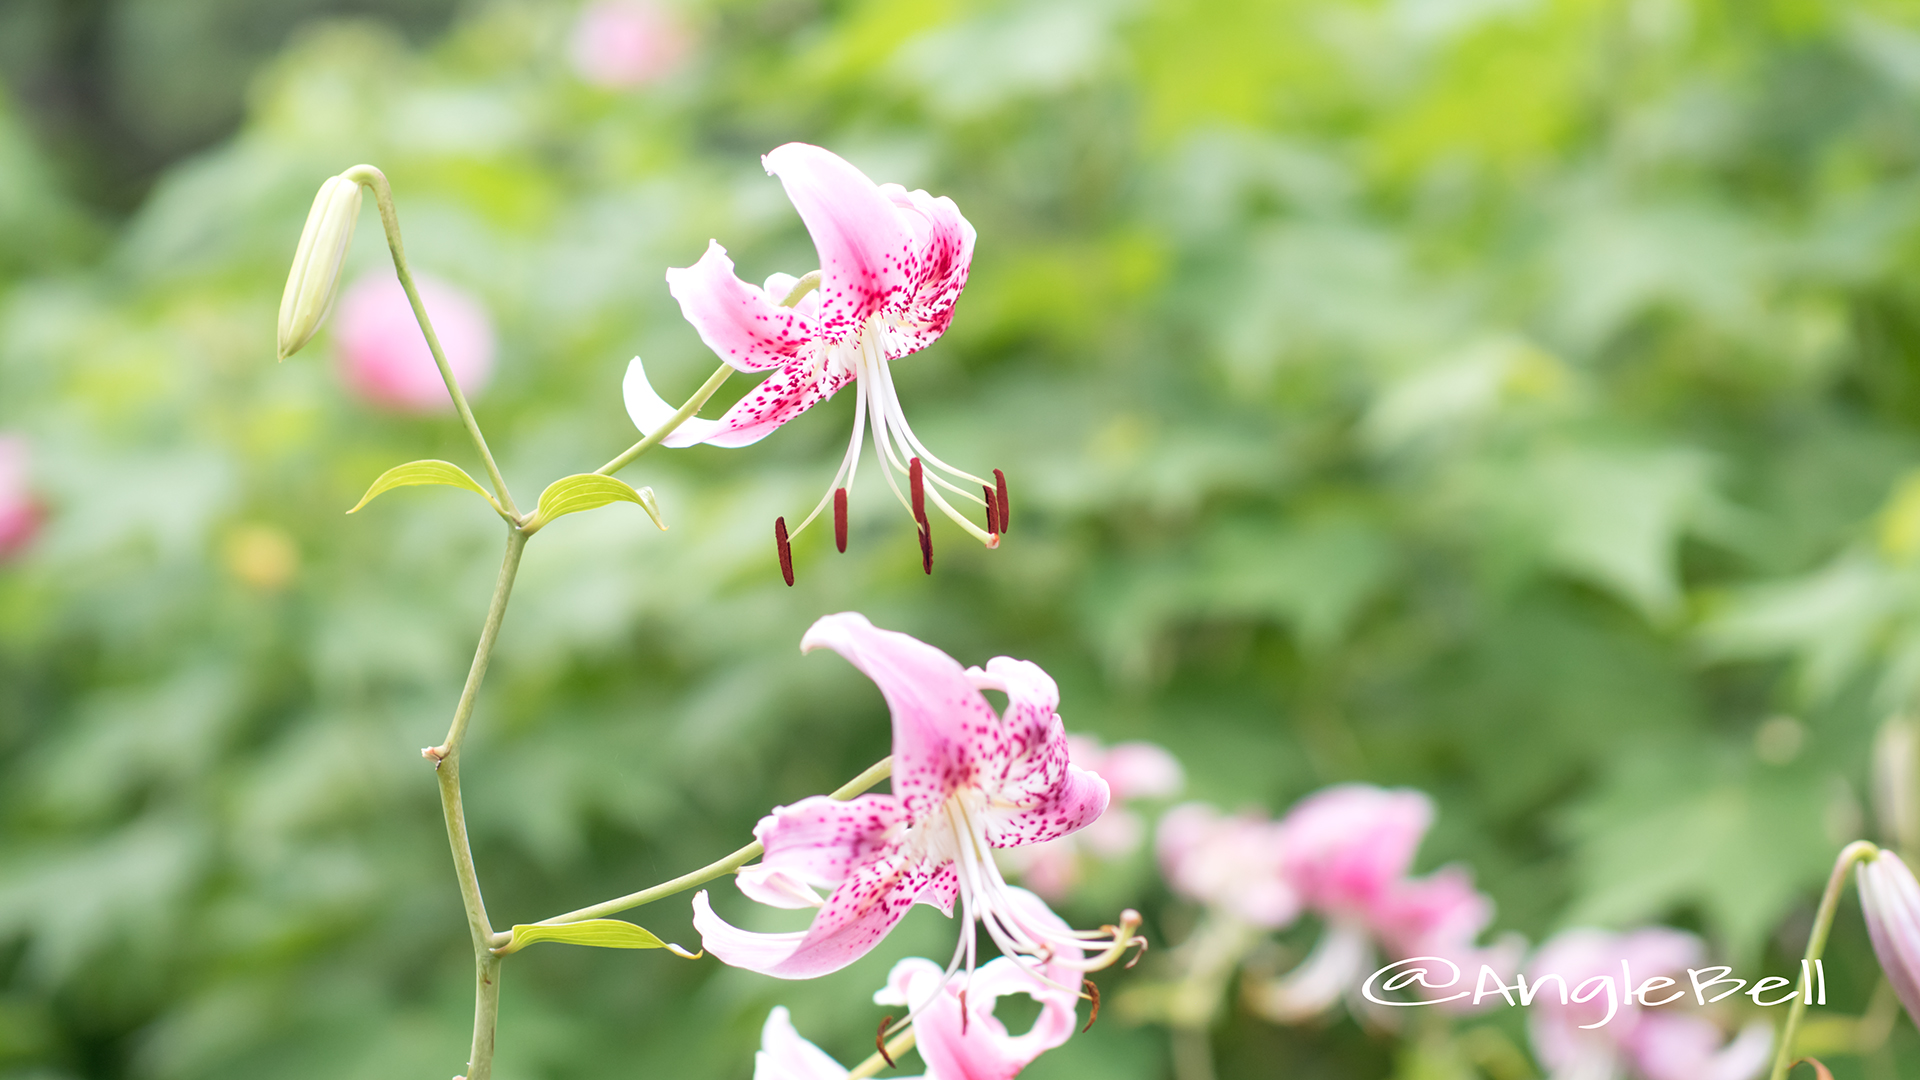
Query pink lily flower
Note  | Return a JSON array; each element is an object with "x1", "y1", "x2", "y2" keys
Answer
[
  {"x1": 624, "y1": 143, "x2": 1005, "y2": 582},
  {"x1": 691, "y1": 612, "x2": 1141, "y2": 986},
  {"x1": 334, "y1": 271, "x2": 495, "y2": 413},
  {"x1": 1527, "y1": 928, "x2": 1771, "y2": 1080},
  {"x1": 1858, "y1": 848, "x2": 1920, "y2": 1029},
  {"x1": 0, "y1": 435, "x2": 40, "y2": 560},
  {"x1": 568, "y1": 0, "x2": 689, "y2": 89},
  {"x1": 999, "y1": 735, "x2": 1184, "y2": 900},
  {"x1": 755, "y1": 897, "x2": 1083, "y2": 1080},
  {"x1": 1156, "y1": 803, "x2": 1298, "y2": 930}
]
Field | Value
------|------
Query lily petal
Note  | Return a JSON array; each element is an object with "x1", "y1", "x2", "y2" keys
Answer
[
  {"x1": 887, "y1": 954, "x2": 1080, "y2": 1080},
  {"x1": 755, "y1": 1006, "x2": 855, "y2": 1080},
  {"x1": 967, "y1": 658, "x2": 1108, "y2": 848},
  {"x1": 665, "y1": 239, "x2": 818, "y2": 373},
  {"x1": 693, "y1": 851, "x2": 933, "y2": 979},
  {"x1": 882, "y1": 184, "x2": 975, "y2": 358},
  {"x1": 801, "y1": 612, "x2": 999, "y2": 819},
  {"x1": 624, "y1": 357, "x2": 725, "y2": 447},
  {"x1": 763, "y1": 144, "x2": 915, "y2": 341},
  {"x1": 695, "y1": 355, "x2": 856, "y2": 448},
  {"x1": 738, "y1": 795, "x2": 908, "y2": 910}
]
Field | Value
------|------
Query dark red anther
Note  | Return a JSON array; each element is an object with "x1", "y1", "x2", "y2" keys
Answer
[
  {"x1": 834, "y1": 487, "x2": 849, "y2": 553},
  {"x1": 993, "y1": 469, "x2": 1010, "y2": 533},
  {"x1": 982, "y1": 485, "x2": 999, "y2": 536},
  {"x1": 959, "y1": 989, "x2": 969, "y2": 1035},
  {"x1": 918, "y1": 523, "x2": 933, "y2": 575},
  {"x1": 775, "y1": 517, "x2": 794, "y2": 587},
  {"x1": 875, "y1": 1016, "x2": 896, "y2": 1067},
  {"x1": 910, "y1": 457, "x2": 927, "y2": 526},
  {"x1": 1081, "y1": 979, "x2": 1101, "y2": 1033}
]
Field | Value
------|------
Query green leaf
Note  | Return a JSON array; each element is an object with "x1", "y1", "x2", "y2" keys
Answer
[
  {"x1": 347, "y1": 460, "x2": 500, "y2": 515},
  {"x1": 526, "y1": 473, "x2": 665, "y2": 532},
  {"x1": 504, "y1": 919, "x2": 698, "y2": 956}
]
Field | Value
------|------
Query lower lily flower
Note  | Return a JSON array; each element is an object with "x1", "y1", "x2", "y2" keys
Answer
[
  {"x1": 691, "y1": 612, "x2": 1142, "y2": 988},
  {"x1": 623, "y1": 142, "x2": 1008, "y2": 583}
]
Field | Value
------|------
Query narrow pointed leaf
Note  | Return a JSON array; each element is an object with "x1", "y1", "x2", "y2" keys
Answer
[
  {"x1": 348, "y1": 460, "x2": 500, "y2": 514},
  {"x1": 528, "y1": 473, "x2": 666, "y2": 531},
  {"x1": 505, "y1": 919, "x2": 699, "y2": 956}
]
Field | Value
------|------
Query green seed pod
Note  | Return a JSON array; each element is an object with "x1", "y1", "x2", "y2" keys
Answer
[{"x1": 276, "y1": 174, "x2": 363, "y2": 360}]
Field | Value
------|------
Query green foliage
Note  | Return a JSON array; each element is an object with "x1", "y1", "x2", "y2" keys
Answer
[
  {"x1": 524, "y1": 473, "x2": 665, "y2": 533},
  {"x1": 4, "y1": 1, "x2": 1920, "y2": 1079},
  {"x1": 347, "y1": 458, "x2": 501, "y2": 515},
  {"x1": 502, "y1": 919, "x2": 685, "y2": 954}
]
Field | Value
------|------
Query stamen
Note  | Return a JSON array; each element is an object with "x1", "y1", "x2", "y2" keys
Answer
[
  {"x1": 994, "y1": 469, "x2": 1010, "y2": 533},
  {"x1": 875, "y1": 1016, "x2": 897, "y2": 1067},
  {"x1": 834, "y1": 488, "x2": 849, "y2": 553},
  {"x1": 918, "y1": 523, "x2": 933, "y2": 575},
  {"x1": 1081, "y1": 980, "x2": 1101, "y2": 1033},
  {"x1": 982, "y1": 486, "x2": 999, "y2": 536},
  {"x1": 959, "y1": 988, "x2": 969, "y2": 1035},
  {"x1": 775, "y1": 517, "x2": 794, "y2": 587},
  {"x1": 910, "y1": 457, "x2": 927, "y2": 526}
]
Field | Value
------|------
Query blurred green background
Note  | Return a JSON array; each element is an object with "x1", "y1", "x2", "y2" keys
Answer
[{"x1": 5, "y1": 0, "x2": 1920, "y2": 1077}]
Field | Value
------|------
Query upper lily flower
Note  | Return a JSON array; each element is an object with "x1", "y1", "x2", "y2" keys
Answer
[
  {"x1": 691, "y1": 612, "x2": 1141, "y2": 989},
  {"x1": 624, "y1": 143, "x2": 1007, "y2": 584},
  {"x1": 999, "y1": 735, "x2": 1184, "y2": 901}
]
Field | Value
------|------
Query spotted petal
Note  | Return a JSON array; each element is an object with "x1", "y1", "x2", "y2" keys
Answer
[
  {"x1": 968, "y1": 657, "x2": 1109, "y2": 849},
  {"x1": 737, "y1": 795, "x2": 907, "y2": 910},
  {"x1": 879, "y1": 953, "x2": 1079, "y2": 1080},
  {"x1": 801, "y1": 612, "x2": 1000, "y2": 820},
  {"x1": 763, "y1": 144, "x2": 916, "y2": 342},
  {"x1": 693, "y1": 851, "x2": 936, "y2": 979},
  {"x1": 882, "y1": 184, "x2": 975, "y2": 358},
  {"x1": 665, "y1": 240, "x2": 818, "y2": 373}
]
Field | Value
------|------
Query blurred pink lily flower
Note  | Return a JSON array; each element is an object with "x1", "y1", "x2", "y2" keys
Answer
[
  {"x1": 1248, "y1": 785, "x2": 1515, "y2": 1021},
  {"x1": 569, "y1": 0, "x2": 689, "y2": 88},
  {"x1": 1156, "y1": 804, "x2": 1297, "y2": 930},
  {"x1": 625, "y1": 143, "x2": 1003, "y2": 580},
  {"x1": 692, "y1": 613, "x2": 1141, "y2": 984},
  {"x1": 1000, "y1": 735, "x2": 1184, "y2": 900},
  {"x1": 755, "y1": 900, "x2": 1083, "y2": 1080},
  {"x1": 334, "y1": 271, "x2": 495, "y2": 414},
  {"x1": 1858, "y1": 848, "x2": 1920, "y2": 1029},
  {"x1": 0, "y1": 435, "x2": 41, "y2": 560},
  {"x1": 1527, "y1": 928, "x2": 1771, "y2": 1080}
]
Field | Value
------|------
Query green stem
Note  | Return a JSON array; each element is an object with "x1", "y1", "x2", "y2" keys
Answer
[
  {"x1": 514, "y1": 756, "x2": 892, "y2": 934},
  {"x1": 429, "y1": 526, "x2": 529, "y2": 1080},
  {"x1": 1768, "y1": 840, "x2": 1879, "y2": 1080},
  {"x1": 596, "y1": 361, "x2": 735, "y2": 477},
  {"x1": 343, "y1": 164, "x2": 520, "y2": 521}
]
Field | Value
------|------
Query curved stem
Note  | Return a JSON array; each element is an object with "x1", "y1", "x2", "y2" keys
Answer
[
  {"x1": 1768, "y1": 840, "x2": 1879, "y2": 1080},
  {"x1": 519, "y1": 756, "x2": 892, "y2": 932},
  {"x1": 342, "y1": 164, "x2": 520, "y2": 520},
  {"x1": 846, "y1": 1028, "x2": 916, "y2": 1080},
  {"x1": 428, "y1": 525, "x2": 529, "y2": 1080},
  {"x1": 597, "y1": 361, "x2": 735, "y2": 477}
]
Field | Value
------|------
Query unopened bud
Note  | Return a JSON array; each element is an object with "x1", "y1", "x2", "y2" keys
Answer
[
  {"x1": 1858, "y1": 848, "x2": 1920, "y2": 1029},
  {"x1": 277, "y1": 174, "x2": 364, "y2": 360}
]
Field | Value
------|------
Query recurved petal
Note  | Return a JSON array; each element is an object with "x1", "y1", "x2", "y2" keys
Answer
[
  {"x1": 666, "y1": 240, "x2": 819, "y2": 373},
  {"x1": 755, "y1": 1006, "x2": 853, "y2": 1080},
  {"x1": 624, "y1": 357, "x2": 725, "y2": 447},
  {"x1": 737, "y1": 795, "x2": 908, "y2": 909},
  {"x1": 763, "y1": 144, "x2": 915, "y2": 341},
  {"x1": 909, "y1": 956, "x2": 1080, "y2": 1080},
  {"x1": 800, "y1": 613, "x2": 1000, "y2": 819},
  {"x1": 881, "y1": 184, "x2": 975, "y2": 358},
  {"x1": 694, "y1": 852, "x2": 932, "y2": 980},
  {"x1": 966, "y1": 657, "x2": 1108, "y2": 849},
  {"x1": 696, "y1": 354, "x2": 854, "y2": 448}
]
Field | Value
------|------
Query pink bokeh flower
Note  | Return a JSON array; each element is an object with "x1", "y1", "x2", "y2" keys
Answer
[
  {"x1": 625, "y1": 143, "x2": 1001, "y2": 577},
  {"x1": 0, "y1": 436, "x2": 40, "y2": 560},
  {"x1": 1157, "y1": 804, "x2": 1297, "y2": 929},
  {"x1": 1526, "y1": 928, "x2": 1771, "y2": 1080},
  {"x1": 692, "y1": 613, "x2": 1141, "y2": 985},
  {"x1": 334, "y1": 271, "x2": 495, "y2": 413},
  {"x1": 1000, "y1": 735, "x2": 1183, "y2": 900},
  {"x1": 569, "y1": 0, "x2": 690, "y2": 88}
]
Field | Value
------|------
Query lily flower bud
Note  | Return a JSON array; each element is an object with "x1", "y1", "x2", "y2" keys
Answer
[
  {"x1": 277, "y1": 174, "x2": 363, "y2": 360},
  {"x1": 1857, "y1": 848, "x2": 1920, "y2": 1029}
]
